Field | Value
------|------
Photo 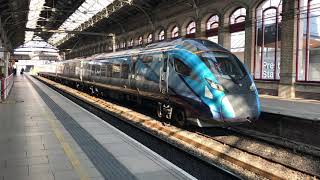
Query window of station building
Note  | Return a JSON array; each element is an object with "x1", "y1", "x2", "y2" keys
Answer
[
  {"x1": 159, "y1": 30, "x2": 165, "y2": 41},
  {"x1": 229, "y1": 8, "x2": 246, "y2": 62},
  {"x1": 107, "y1": 46, "x2": 113, "y2": 52},
  {"x1": 186, "y1": 21, "x2": 196, "y2": 38},
  {"x1": 128, "y1": 39, "x2": 134, "y2": 47},
  {"x1": 138, "y1": 36, "x2": 143, "y2": 45},
  {"x1": 254, "y1": 0, "x2": 282, "y2": 80},
  {"x1": 297, "y1": 0, "x2": 320, "y2": 82},
  {"x1": 147, "y1": 33, "x2": 153, "y2": 44},
  {"x1": 171, "y1": 26, "x2": 180, "y2": 39},
  {"x1": 206, "y1": 15, "x2": 219, "y2": 44},
  {"x1": 121, "y1": 41, "x2": 126, "y2": 49}
]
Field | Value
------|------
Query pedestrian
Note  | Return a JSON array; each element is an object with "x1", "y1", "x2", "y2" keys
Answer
[{"x1": 20, "y1": 68, "x2": 24, "y2": 75}]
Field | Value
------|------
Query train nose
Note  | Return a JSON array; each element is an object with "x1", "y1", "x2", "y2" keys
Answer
[
  {"x1": 220, "y1": 94, "x2": 259, "y2": 122},
  {"x1": 220, "y1": 96, "x2": 236, "y2": 120}
]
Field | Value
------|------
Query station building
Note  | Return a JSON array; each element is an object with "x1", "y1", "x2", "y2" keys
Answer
[{"x1": 61, "y1": 0, "x2": 320, "y2": 100}]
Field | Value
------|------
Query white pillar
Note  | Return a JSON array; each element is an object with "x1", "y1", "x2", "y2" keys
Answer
[{"x1": 112, "y1": 34, "x2": 116, "y2": 52}]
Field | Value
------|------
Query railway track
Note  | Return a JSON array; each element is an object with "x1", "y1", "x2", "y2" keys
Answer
[
  {"x1": 228, "y1": 126, "x2": 320, "y2": 159},
  {"x1": 194, "y1": 129, "x2": 320, "y2": 178},
  {"x1": 34, "y1": 75, "x2": 320, "y2": 180}
]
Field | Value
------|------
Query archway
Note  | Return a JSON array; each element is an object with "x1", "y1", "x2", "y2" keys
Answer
[{"x1": 254, "y1": 0, "x2": 282, "y2": 80}]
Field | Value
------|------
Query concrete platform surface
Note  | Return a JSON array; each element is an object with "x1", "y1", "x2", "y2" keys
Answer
[
  {"x1": 0, "y1": 75, "x2": 195, "y2": 180},
  {"x1": 260, "y1": 95, "x2": 320, "y2": 121}
]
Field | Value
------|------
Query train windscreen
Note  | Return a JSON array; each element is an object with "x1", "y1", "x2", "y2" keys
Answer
[{"x1": 200, "y1": 52, "x2": 247, "y2": 80}]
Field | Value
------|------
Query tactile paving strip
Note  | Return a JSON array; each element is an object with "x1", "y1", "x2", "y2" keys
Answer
[{"x1": 28, "y1": 77, "x2": 137, "y2": 180}]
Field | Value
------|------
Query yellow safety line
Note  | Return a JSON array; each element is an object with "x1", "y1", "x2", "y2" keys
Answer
[{"x1": 43, "y1": 105, "x2": 89, "y2": 180}]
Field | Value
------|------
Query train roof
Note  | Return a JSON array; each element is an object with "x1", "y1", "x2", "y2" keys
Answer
[
  {"x1": 94, "y1": 38, "x2": 227, "y2": 59},
  {"x1": 94, "y1": 48, "x2": 142, "y2": 60},
  {"x1": 64, "y1": 38, "x2": 229, "y2": 62}
]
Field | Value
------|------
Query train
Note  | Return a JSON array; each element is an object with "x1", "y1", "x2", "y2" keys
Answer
[{"x1": 38, "y1": 38, "x2": 261, "y2": 127}]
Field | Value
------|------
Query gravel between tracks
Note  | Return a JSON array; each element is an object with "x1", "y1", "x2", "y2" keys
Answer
[{"x1": 199, "y1": 128, "x2": 320, "y2": 177}]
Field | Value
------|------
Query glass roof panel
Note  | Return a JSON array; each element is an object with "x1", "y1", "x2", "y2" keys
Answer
[
  {"x1": 25, "y1": 0, "x2": 46, "y2": 42},
  {"x1": 49, "y1": 0, "x2": 113, "y2": 45},
  {"x1": 15, "y1": 36, "x2": 59, "y2": 55}
]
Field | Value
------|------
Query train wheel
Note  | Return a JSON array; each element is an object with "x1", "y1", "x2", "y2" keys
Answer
[{"x1": 173, "y1": 109, "x2": 187, "y2": 127}]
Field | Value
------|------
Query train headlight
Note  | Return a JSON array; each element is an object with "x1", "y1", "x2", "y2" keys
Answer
[
  {"x1": 250, "y1": 83, "x2": 256, "y2": 91},
  {"x1": 206, "y1": 78, "x2": 224, "y2": 92}
]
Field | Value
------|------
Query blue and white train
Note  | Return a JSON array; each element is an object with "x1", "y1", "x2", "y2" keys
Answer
[{"x1": 38, "y1": 38, "x2": 260, "y2": 127}]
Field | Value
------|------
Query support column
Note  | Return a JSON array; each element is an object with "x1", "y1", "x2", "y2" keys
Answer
[
  {"x1": 218, "y1": 18, "x2": 231, "y2": 49},
  {"x1": 244, "y1": 10, "x2": 255, "y2": 74},
  {"x1": 112, "y1": 34, "x2": 116, "y2": 52},
  {"x1": 278, "y1": 0, "x2": 299, "y2": 98},
  {"x1": 196, "y1": 19, "x2": 206, "y2": 39}
]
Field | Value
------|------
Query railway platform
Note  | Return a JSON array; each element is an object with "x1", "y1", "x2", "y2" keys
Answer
[
  {"x1": 0, "y1": 75, "x2": 195, "y2": 180},
  {"x1": 260, "y1": 95, "x2": 320, "y2": 121}
]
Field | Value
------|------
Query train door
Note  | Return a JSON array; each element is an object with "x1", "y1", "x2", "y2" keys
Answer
[
  {"x1": 158, "y1": 52, "x2": 172, "y2": 119},
  {"x1": 129, "y1": 55, "x2": 138, "y2": 91},
  {"x1": 80, "y1": 61, "x2": 83, "y2": 82},
  {"x1": 160, "y1": 52, "x2": 169, "y2": 95}
]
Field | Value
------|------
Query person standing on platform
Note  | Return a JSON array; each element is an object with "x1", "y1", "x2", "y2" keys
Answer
[{"x1": 20, "y1": 68, "x2": 24, "y2": 75}]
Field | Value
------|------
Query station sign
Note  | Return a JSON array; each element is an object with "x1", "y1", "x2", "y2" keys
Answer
[{"x1": 262, "y1": 56, "x2": 280, "y2": 79}]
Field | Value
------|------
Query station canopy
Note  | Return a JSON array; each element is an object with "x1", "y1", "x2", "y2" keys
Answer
[
  {"x1": 1, "y1": 0, "x2": 165, "y2": 49},
  {"x1": 15, "y1": 36, "x2": 59, "y2": 56},
  {"x1": 11, "y1": 0, "x2": 114, "y2": 53},
  {"x1": 48, "y1": 0, "x2": 114, "y2": 45}
]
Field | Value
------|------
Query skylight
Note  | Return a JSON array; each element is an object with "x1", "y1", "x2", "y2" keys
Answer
[
  {"x1": 48, "y1": 0, "x2": 113, "y2": 45},
  {"x1": 15, "y1": 36, "x2": 59, "y2": 55},
  {"x1": 25, "y1": 0, "x2": 46, "y2": 42}
]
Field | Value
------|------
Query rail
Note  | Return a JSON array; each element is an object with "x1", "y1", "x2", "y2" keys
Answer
[{"x1": 1, "y1": 74, "x2": 14, "y2": 101}]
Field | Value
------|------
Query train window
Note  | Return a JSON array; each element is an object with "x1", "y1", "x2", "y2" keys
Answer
[
  {"x1": 163, "y1": 59, "x2": 167, "y2": 72},
  {"x1": 121, "y1": 64, "x2": 129, "y2": 79},
  {"x1": 112, "y1": 64, "x2": 121, "y2": 78},
  {"x1": 91, "y1": 65, "x2": 95, "y2": 76},
  {"x1": 152, "y1": 53, "x2": 163, "y2": 62},
  {"x1": 174, "y1": 58, "x2": 192, "y2": 76},
  {"x1": 85, "y1": 64, "x2": 90, "y2": 76},
  {"x1": 95, "y1": 65, "x2": 101, "y2": 76},
  {"x1": 106, "y1": 64, "x2": 112, "y2": 77},
  {"x1": 101, "y1": 65, "x2": 106, "y2": 76},
  {"x1": 142, "y1": 55, "x2": 153, "y2": 64},
  {"x1": 200, "y1": 52, "x2": 246, "y2": 80},
  {"x1": 162, "y1": 53, "x2": 168, "y2": 72}
]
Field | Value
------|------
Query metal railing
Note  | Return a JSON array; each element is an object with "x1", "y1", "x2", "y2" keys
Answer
[{"x1": 1, "y1": 74, "x2": 14, "y2": 101}]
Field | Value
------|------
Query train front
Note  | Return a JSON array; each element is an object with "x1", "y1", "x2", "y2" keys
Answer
[
  {"x1": 200, "y1": 51, "x2": 261, "y2": 124},
  {"x1": 180, "y1": 39, "x2": 261, "y2": 126}
]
